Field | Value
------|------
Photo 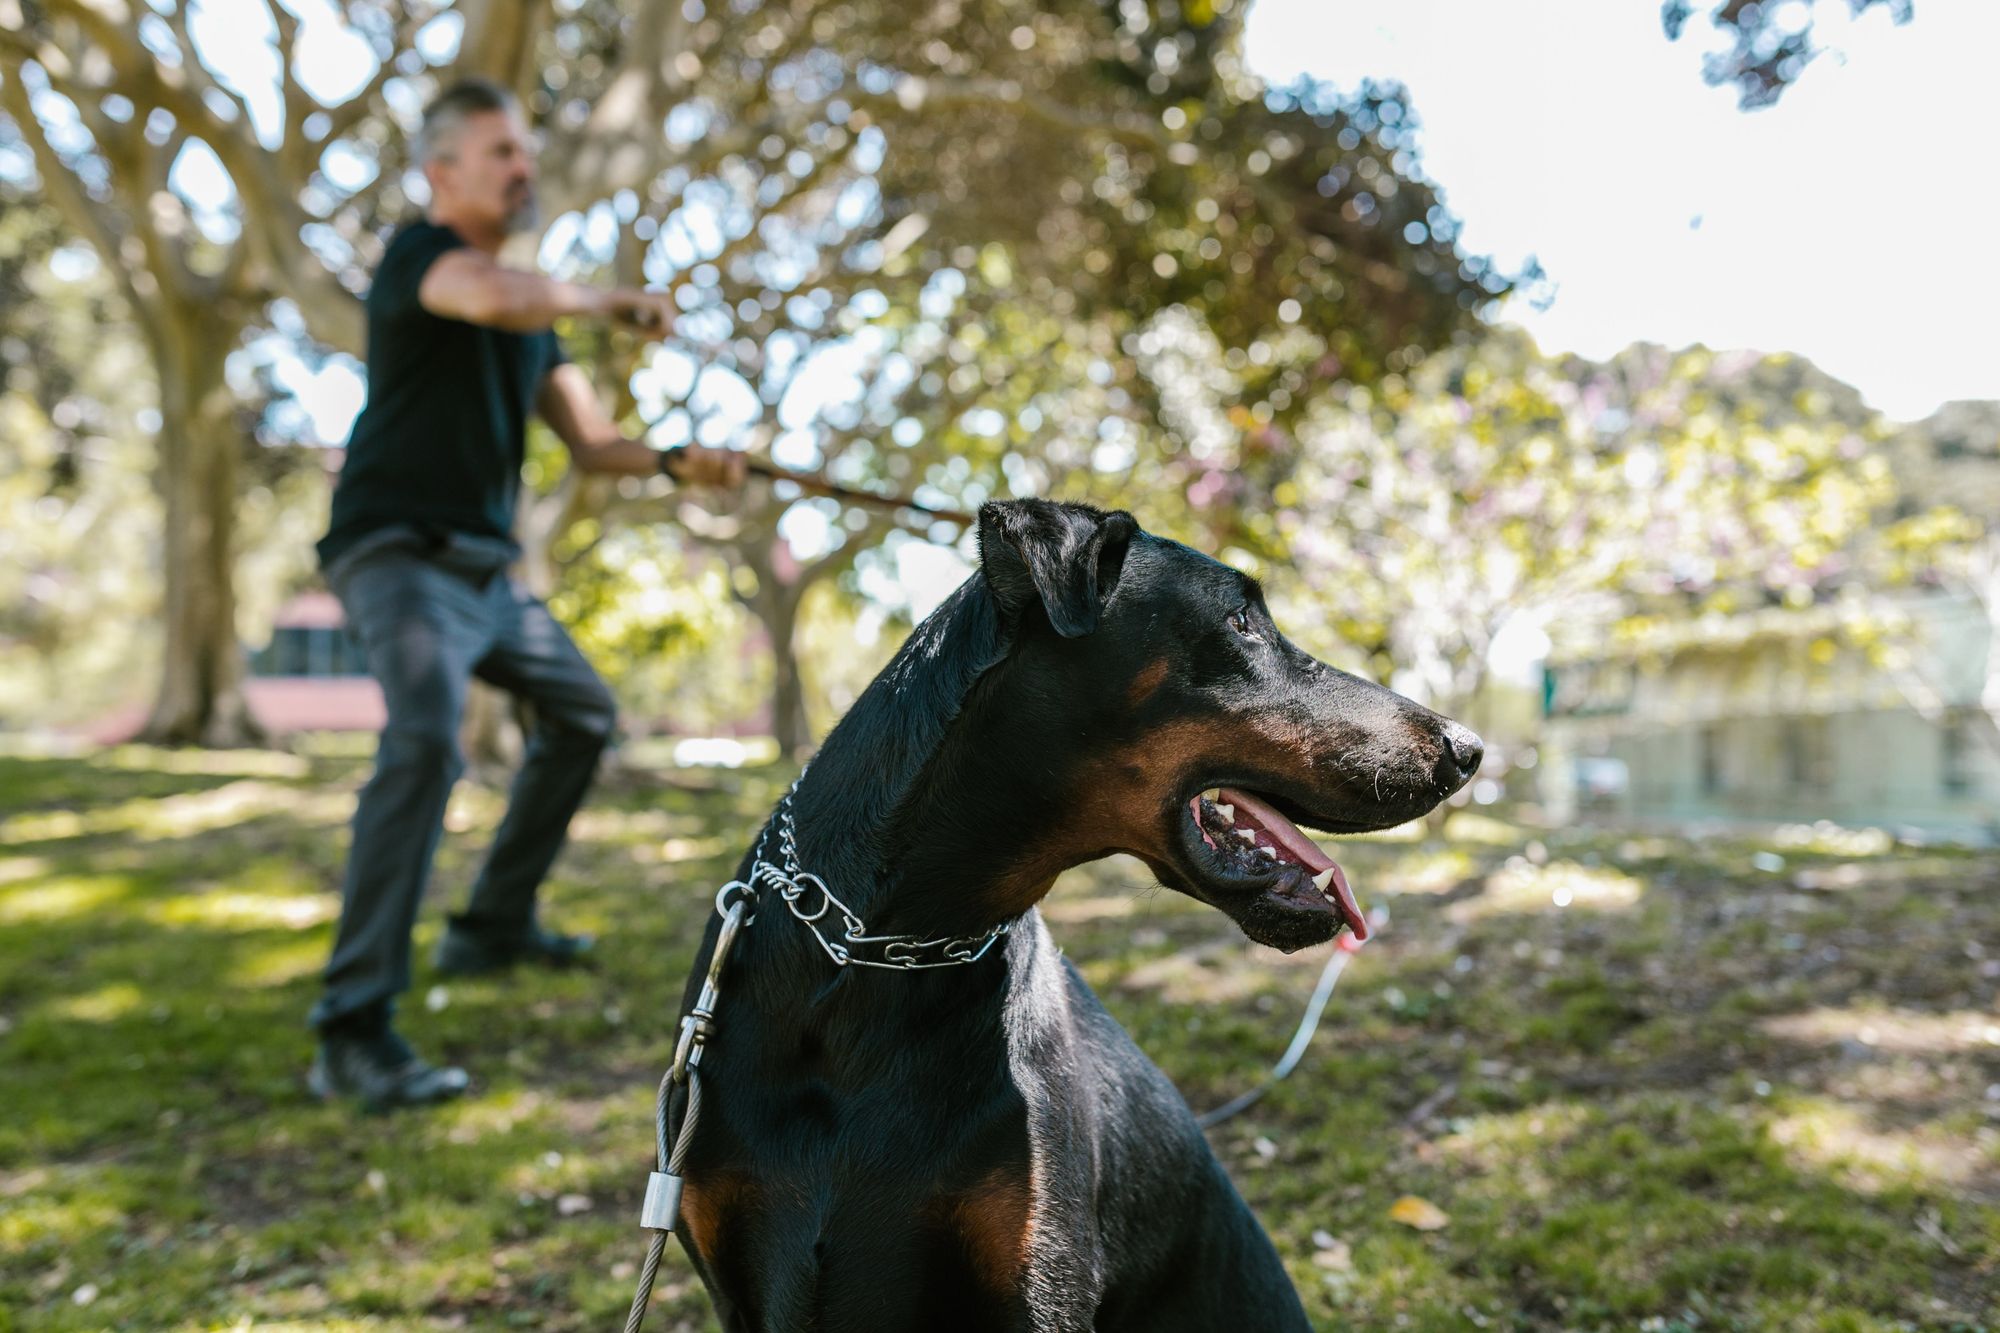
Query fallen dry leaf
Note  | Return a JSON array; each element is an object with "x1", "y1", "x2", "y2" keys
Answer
[{"x1": 1389, "y1": 1194, "x2": 1450, "y2": 1231}]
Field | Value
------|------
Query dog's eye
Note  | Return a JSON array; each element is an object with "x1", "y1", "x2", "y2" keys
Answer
[{"x1": 1228, "y1": 606, "x2": 1261, "y2": 641}]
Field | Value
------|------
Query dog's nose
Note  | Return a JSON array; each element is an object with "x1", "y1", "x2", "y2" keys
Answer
[{"x1": 1442, "y1": 722, "x2": 1484, "y2": 779}]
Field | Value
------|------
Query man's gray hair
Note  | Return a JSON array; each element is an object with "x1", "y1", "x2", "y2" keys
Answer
[{"x1": 412, "y1": 79, "x2": 517, "y2": 168}]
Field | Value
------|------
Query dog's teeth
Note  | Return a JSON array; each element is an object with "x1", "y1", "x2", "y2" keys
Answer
[
  {"x1": 1215, "y1": 803, "x2": 1235, "y2": 825},
  {"x1": 1235, "y1": 828, "x2": 1258, "y2": 844},
  {"x1": 1312, "y1": 868, "x2": 1335, "y2": 899}
]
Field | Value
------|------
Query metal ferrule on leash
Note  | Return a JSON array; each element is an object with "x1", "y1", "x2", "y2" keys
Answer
[{"x1": 639, "y1": 1172, "x2": 681, "y2": 1231}]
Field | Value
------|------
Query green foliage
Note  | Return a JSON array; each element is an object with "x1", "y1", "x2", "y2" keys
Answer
[
  {"x1": 0, "y1": 0, "x2": 1979, "y2": 755},
  {"x1": 0, "y1": 196, "x2": 159, "y2": 724},
  {"x1": 546, "y1": 523, "x2": 767, "y2": 734},
  {"x1": 1267, "y1": 329, "x2": 1630, "y2": 693},
  {"x1": 513, "y1": 0, "x2": 1508, "y2": 744},
  {"x1": 1103, "y1": 328, "x2": 1977, "y2": 767}
]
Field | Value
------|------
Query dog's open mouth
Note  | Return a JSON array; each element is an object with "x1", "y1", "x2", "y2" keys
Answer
[{"x1": 1182, "y1": 786, "x2": 1369, "y2": 947}]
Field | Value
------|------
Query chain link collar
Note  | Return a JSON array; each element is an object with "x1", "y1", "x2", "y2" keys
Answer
[{"x1": 726, "y1": 764, "x2": 1017, "y2": 971}]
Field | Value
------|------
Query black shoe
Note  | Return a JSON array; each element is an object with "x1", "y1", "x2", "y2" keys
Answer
[
  {"x1": 308, "y1": 1028, "x2": 470, "y2": 1112},
  {"x1": 432, "y1": 920, "x2": 596, "y2": 978}
]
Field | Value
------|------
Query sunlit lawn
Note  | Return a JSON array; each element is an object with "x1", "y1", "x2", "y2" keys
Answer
[{"x1": 1, "y1": 743, "x2": 1995, "y2": 1331}]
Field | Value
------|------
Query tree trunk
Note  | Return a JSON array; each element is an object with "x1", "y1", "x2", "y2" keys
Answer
[
  {"x1": 727, "y1": 531, "x2": 820, "y2": 760},
  {"x1": 763, "y1": 586, "x2": 813, "y2": 759},
  {"x1": 1975, "y1": 541, "x2": 2000, "y2": 760},
  {"x1": 708, "y1": 513, "x2": 893, "y2": 761},
  {"x1": 136, "y1": 321, "x2": 265, "y2": 748},
  {"x1": 460, "y1": 681, "x2": 527, "y2": 779}
]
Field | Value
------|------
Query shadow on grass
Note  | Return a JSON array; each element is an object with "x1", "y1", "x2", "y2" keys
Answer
[{"x1": 1, "y1": 749, "x2": 1995, "y2": 1331}]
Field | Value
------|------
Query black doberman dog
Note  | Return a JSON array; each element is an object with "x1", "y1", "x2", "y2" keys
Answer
[{"x1": 672, "y1": 499, "x2": 1481, "y2": 1331}]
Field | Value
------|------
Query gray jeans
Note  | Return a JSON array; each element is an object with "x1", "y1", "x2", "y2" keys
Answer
[{"x1": 310, "y1": 533, "x2": 616, "y2": 1032}]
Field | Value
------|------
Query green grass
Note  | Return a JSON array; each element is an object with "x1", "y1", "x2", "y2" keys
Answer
[{"x1": 1, "y1": 745, "x2": 1995, "y2": 1331}]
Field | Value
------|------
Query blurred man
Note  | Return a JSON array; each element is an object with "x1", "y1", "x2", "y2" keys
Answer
[{"x1": 309, "y1": 78, "x2": 745, "y2": 1110}]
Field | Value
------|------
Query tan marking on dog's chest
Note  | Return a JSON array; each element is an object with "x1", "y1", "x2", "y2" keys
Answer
[
  {"x1": 678, "y1": 1169, "x2": 753, "y2": 1267},
  {"x1": 938, "y1": 1166, "x2": 1034, "y2": 1291}
]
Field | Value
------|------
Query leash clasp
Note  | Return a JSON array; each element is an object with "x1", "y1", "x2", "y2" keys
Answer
[{"x1": 668, "y1": 884, "x2": 755, "y2": 1084}]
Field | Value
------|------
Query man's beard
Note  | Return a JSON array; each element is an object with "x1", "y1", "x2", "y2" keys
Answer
[{"x1": 505, "y1": 184, "x2": 540, "y2": 234}]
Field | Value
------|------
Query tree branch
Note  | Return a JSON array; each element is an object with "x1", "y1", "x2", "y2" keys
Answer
[
  {"x1": 32, "y1": 47, "x2": 209, "y2": 309},
  {"x1": 258, "y1": 0, "x2": 307, "y2": 152},
  {"x1": 848, "y1": 73, "x2": 1169, "y2": 153},
  {"x1": 43, "y1": 4, "x2": 346, "y2": 347},
  {"x1": 41, "y1": 0, "x2": 230, "y2": 147},
  {"x1": 535, "y1": 0, "x2": 699, "y2": 214},
  {"x1": 701, "y1": 142, "x2": 850, "y2": 279},
  {"x1": 0, "y1": 59, "x2": 156, "y2": 326},
  {"x1": 312, "y1": 2, "x2": 443, "y2": 157},
  {"x1": 163, "y1": 0, "x2": 257, "y2": 131},
  {"x1": 452, "y1": 0, "x2": 555, "y2": 93}
]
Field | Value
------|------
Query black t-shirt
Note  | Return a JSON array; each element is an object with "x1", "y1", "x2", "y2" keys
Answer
[{"x1": 318, "y1": 221, "x2": 566, "y2": 568}]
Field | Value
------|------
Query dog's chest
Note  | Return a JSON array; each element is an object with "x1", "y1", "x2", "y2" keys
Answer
[{"x1": 682, "y1": 1150, "x2": 1037, "y2": 1330}]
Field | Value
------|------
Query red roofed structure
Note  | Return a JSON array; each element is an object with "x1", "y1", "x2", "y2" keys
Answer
[{"x1": 241, "y1": 592, "x2": 384, "y2": 734}]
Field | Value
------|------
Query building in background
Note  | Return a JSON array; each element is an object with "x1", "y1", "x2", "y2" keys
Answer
[
  {"x1": 1540, "y1": 401, "x2": 1999, "y2": 842},
  {"x1": 1541, "y1": 592, "x2": 1998, "y2": 841},
  {"x1": 83, "y1": 591, "x2": 380, "y2": 744},
  {"x1": 242, "y1": 591, "x2": 384, "y2": 734},
  {"x1": 236, "y1": 591, "x2": 777, "y2": 749}
]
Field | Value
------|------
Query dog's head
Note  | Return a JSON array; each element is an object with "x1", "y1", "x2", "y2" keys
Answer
[{"x1": 975, "y1": 498, "x2": 1481, "y2": 953}]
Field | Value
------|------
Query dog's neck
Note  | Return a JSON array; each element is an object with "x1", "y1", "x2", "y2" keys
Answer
[{"x1": 745, "y1": 576, "x2": 1077, "y2": 970}]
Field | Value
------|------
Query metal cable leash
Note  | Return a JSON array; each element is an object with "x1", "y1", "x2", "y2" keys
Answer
[
  {"x1": 1195, "y1": 901, "x2": 1386, "y2": 1130},
  {"x1": 618, "y1": 763, "x2": 814, "y2": 1333},
  {"x1": 621, "y1": 881, "x2": 750, "y2": 1333}
]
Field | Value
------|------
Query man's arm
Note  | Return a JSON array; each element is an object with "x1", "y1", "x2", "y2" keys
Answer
[
  {"x1": 419, "y1": 249, "x2": 677, "y2": 335},
  {"x1": 537, "y1": 363, "x2": 747, "y2": 487}
]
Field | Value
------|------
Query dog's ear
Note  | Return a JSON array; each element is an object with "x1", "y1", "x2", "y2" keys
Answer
[{"x1": 978, "y1": 499, "x2": 1138, "y2": 638}]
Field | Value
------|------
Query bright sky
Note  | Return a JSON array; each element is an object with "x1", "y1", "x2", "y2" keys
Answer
[{"x1": 1241, "y1": 0, "x2": 2000, "y2": 421}]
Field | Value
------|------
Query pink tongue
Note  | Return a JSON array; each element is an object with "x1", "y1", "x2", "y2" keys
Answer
[{"x1": 1217, "y1": 786, "x2": 1370, "y2": 942}]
